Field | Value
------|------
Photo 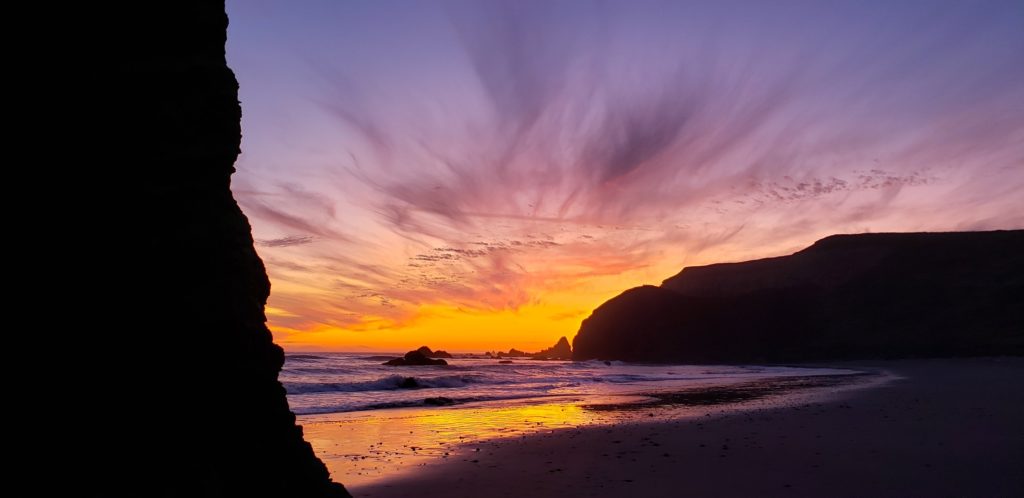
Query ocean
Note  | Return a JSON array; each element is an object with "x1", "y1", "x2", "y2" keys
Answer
[
  {"x1": 285, "y1": 352, "x2": 867, "y2": 487},
  {"x1": 282, "y1": 352, "x2": 855, "y2": 415}
]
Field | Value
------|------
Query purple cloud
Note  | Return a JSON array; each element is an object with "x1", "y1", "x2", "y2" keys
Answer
[{"x1": 227, "y1": 0, "x2": 1024, "y2": 331}]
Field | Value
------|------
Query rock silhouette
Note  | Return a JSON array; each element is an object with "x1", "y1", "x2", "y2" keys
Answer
[
  {"x1": 532, "y1": 336, "x2": 573, "y2": 360},
  {"x1": 486, "y1": 338, "x2": 573, "y2": 360},
  {"x1": 573, "y1": 231, "x2": 1024, "y2": 363},
  {"x1": 495, "y1": 348, "x2": 531, "y2": 358},
  {"x1": 384, "y1": 349, "x2": 449, "y2": 366},
  {"x1": 415, "y1": 346, "x2": 453, "y2": 358},
  {"x1": 79, "y1": 2, "x2": 349, "y2": 495}
]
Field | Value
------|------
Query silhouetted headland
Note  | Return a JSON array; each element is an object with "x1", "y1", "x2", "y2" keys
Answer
[{"x1": 574, "y1": 230, "x2": 1024, "y2": 362}]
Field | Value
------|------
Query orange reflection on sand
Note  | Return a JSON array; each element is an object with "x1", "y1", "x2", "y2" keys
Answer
[
  {"x1": 301, "y1": 371, "x2": 880, "y2": 488},
  {"x1": 300, "y1": 396, "x2": 640, "y2": 487}
]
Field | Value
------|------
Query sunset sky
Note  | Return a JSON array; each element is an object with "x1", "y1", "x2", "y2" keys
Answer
[{"x1": 226, "y1": 0, "x2": 1023, "y2": 352}]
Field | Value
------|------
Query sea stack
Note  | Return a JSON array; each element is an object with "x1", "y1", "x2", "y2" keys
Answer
[
  {"x1": 385, "y1": 349, "x2": 450, "y2": 366},
  {"x1": 532, "y1": 337, "x2": 573, "y2": 360}
]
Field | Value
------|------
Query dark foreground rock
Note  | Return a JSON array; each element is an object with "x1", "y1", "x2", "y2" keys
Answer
[
  {"x1": 385, "y1": 350, "x2": 449, "y2": 366},
  {"x1": 573, "y1": 231, "x2": 1024, "y2": 363},
  {"x1": 76, "y1": 2, "x2": 349, "y2": 496}
]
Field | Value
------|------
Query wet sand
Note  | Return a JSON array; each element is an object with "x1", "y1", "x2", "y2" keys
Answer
[
  {"x1": 350, "y1": 358, "x2": 1024, "y2": 497},
  {"x1": 301, "y1": 367, "x2": 867, "y2": 487}
]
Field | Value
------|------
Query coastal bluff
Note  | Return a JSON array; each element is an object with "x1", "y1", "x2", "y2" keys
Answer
[
  {"x1": 84, "y1": 1, "x2": 349, "y2": 496},
  {"x1": 573, "y1": 231, "x2": 1024, "y2": 363}
]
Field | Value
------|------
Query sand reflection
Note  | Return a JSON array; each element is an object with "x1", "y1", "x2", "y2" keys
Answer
[
  {"x1": 301, "y1": 395, "x2": 641, "y2": 487},
  {"x1": 301, "y1": 372, "x2": 873, "y2": 488}
]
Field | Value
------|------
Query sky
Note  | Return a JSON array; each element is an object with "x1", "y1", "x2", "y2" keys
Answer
[{"x1": 226, "y1": 0, "x2": 1024, "y2": 352}]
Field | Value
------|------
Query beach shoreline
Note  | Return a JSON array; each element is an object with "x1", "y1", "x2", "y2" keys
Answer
[
  {"x1": 298, "y1": 361, "x2": 872, "y2": 488},
  {"x1": 348, "y1": 357, "x2": 1023, "y2": 497}
]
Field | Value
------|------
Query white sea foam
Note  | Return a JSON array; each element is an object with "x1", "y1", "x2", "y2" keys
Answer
[{"x1": 281, "y1": 353, "x2": 856, "y2": 415}]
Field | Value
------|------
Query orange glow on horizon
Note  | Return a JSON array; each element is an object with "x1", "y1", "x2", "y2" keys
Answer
[
  {"x1": 271, "y1": 285, "x2": 635, "y2": 353},
  {"x1": 229, "y1": 0, "x2": 1024, "y2": 355},
  {"x1": 265, "y1": 241, "x2": 791, "y2": 353}
]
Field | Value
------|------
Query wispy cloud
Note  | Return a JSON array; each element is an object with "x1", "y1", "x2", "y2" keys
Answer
[{"x1": 228, "y1": 0, "x2": 1024, "y2": 346}]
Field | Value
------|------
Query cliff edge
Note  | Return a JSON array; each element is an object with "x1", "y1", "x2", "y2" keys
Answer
[
  {"x1": 573, "y1": 231, "x2": 1024, "y2": 363},
  {"x1": 84, "y1": 2, "x2": 349, "y2": 496}
]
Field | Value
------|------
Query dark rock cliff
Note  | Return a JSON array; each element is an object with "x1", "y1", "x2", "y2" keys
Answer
[
  {"x1": 573, "y1": 231, "x2": 1024, "y2": 363},
  {"x1": 84, "y1": 2, "x2": 349, "y2": 496}
]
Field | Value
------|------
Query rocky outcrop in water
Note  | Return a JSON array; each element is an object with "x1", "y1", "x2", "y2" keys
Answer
[
  {"x1": 415, "y1": 346, "x2": 453, "y2": 358},
  {"x1": 531, "y1": 336, "x2": 573, "y2": 360},
  {"x1": 484, "y1": 339, "x2": 573, "y2": 360},
  {"x1": 495, "y1": 348, "x2": 531, "y2": 358},
  {"x1": 384, "y1": 350, "x2": 449, "y2": 366},
  {"x1": 84, "y1": 2, "x2": 350, "y2": 495},
  {"x1": 573, "y1": 231, "x2": 1024, "y2": 363}
]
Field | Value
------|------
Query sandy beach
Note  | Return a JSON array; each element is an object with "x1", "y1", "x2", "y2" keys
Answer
[{"x1": 349, "y1": 358, "x2": 1024, "y2": 497}]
